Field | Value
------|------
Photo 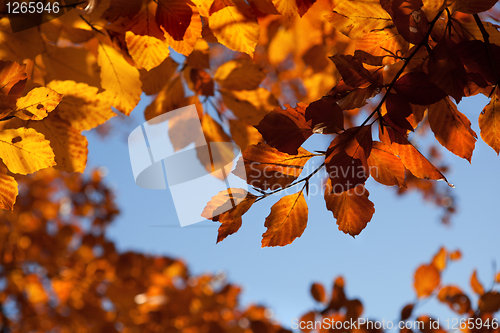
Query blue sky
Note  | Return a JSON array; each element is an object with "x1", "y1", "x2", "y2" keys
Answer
[{"x1": 84, "y1": 93, "x2": 500, "y2": 330}]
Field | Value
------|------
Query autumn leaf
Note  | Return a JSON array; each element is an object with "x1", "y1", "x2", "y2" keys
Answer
[
  {"x1": 431, "y1": 247, "x2": 447, "y2": 271},
  {"x1": 392, "y1": 0, "x2": 429, "y2": 45},
  {"x1": 156, "y1": 0, "x2": 193, "y2": 41},
  {"x1": 202, "y1": 188, "x2": 257, "y2": 243},
  {"x1": 232, "y1": 143, "x2": 314, "y2": 190},
  {"x1": 220, "y1": 88, "x2": 278, "y2": 125},
  {"x1": 0, "y1": 161, "x2": 17, "y2": 210},
  {"x1": 144, "y1": 76, "x2": 189, "y2": 121},
  {"x1": 367, "y1": 141, "x2": 406, "y2": 187},
  {"x1": 384, "y1": 93, "x2": 414, "y2": 132},
  {"x1": 393, "y1": 72, "x2": 447, "y2": 105},
  {"x1": 310, "y1": 283, "x2": 326, "y2": 303},
  {"x1": 452, "y1": 0, "x2": 498, "y2": 14},
  {"x1": 305, "y1": 98, "x2": 344, "y2": 134},
  {"x1": 470, "y1": 270, "x2": 485, "y2": 295},
  {"x1": 272, "y1": 0, "x2": 316, "y2": 18},
  {"x1": 324, "y1": 183, "x2": 375, "y2": 237},
  {"x1": 428, "y1": 98, "x2": 477, "y2": 162},
  {"x1": 326, "y1": 0, "x2": 392, "y2": 39},
  {"x1": 140, "y1": 57, "x2": 179, "y2": 95},
  {"x1": 0, "y1": 60, "x2": 27, "y2": 96},
  {"x1": 214, "y1": 59, "x2": 265, "y2": 91},
  {"x1": 13, "y1": 87, "x2": 62, "y2": 121},
  {"x1": 326, "y1": 81, "x2": 377, "y2": 110},
  {"x1": 0, "y1": 127, "x2": 55, "y2": 175},
  {"x1": 229, "y1": 119, "x2": 263, "y2": 152},
  {"x1": 46, "y1": 81, "x2": 116, "y2": 131},
  {"x1": 261, "y1": 191, "x2": 308, "y2": 247},
  {"x1": 97, "y1": 43, "x2": 142, "y2": 115},
  {"x1": 209, "y1": 0, "x2": 260, "y2": 57},
  {"x1": 325, "y1": 126, "x2": 373, "y2": 193},
  {"x1": 414, "y1": 264, "x2": 440, "y2": 298},
  {"x1": 163, "y1": 2, "x2": 202, "y2": 56},
  {"x1": 330, "y1": 55, "x2": 374, "y2": 88},
  {"x1": 256, "y1": 103, "x2": 313, "y2": 155},
  {"x1": 479, "y1": 291, "x2": 500, "y2": 313},
  {"x1": 437, "y1": 285, "x2": 472, "y2": 314},
  {"x1": 188, "y1": 68, "x2": 214, "y2": 96},
  {"x1": 380, "y1": 127, "x2": 448, "y2": 183},
  {"x1": 354, "y1": 27, "x2": 409, "y2": 65},
  {"x1": 479, "y1": 94, "x2": 500, "y2": 155}
]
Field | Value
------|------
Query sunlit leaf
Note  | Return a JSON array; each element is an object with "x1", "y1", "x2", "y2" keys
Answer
[
  {"x1": 214, "y1": 59, "x2": 266, "y2": 91},
  {"x1": 479, "y1": 94, "x2": 500, "y2": 155},
  {"x1": 414, "y1": 264, "x2": 440, "y2": 298},
  {"x1": 14, "y1": 87, "x2": 62, "y2": 121},
  {"x1": 470, "y1": 270, "x2": 485, "y2": 295},
  {"x1": 0, "y1": 161, "x2": 17, "y2": 210},
  {"x1": 367, "y1": 141, "x2": 406, "y2": 187}
]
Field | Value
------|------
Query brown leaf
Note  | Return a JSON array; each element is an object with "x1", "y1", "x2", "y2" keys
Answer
[
  {"x1": 414, "y1": 264, "x2": 440, "y2": 298},
  {"x1": 325, "y1": 126, "x2": 372, "y2": 193},
  {"x1": 479, "y1": 291, "x2": 500, "y2": 313},
  {"x1": 453, "y1": 0, "x2": 498, "y2": 14},
  {"x1": 470, "y1": 270, "x2": 485, "y2": 296},
  {"x1": 256, "y1": 103, "x2": 313, "y2": 155},
  {"x1": 392, "y1": 0, "x2": 429, "y2": 44},
  {"x1": 310, "y1": 283, "x2": 326, "y2": 303},
  {"x1": 479, "y1": 94, "x2": 500, "y2": 155},
  {"x1": 428, "y1": 98, "x2": 477, "y2": 162},
  {"x1": 202, "y1": 188, "x2": 257, "y2": 243},
  {"x1": 305, "y1": 99, "x2": 344, "y2": 134},
  {"x1": 229, "y1": 119, "x2": 263, "y2": 152},
  {"x1": 385, "y1": 93, "x2": 414, "y2": 132},
  {"x1": 261, "y1": 191, "x2": 308, "y2": 247},
  {"x1": 367, "y1": 141, "x2": 406, "y2": 187},
  {"x1": 401, "y1": 303, "x2": 414, "y2": 320},
  {"x1": 299, "y1": 311, "x2": 316, "y2": 333},
  {"x1": 324, "y1": 182, "x2": 375, "y2": 237},
  {"x1": 188, "y1": 68, "x2": 214, "y2": 96},
  {"x1": 156, "y1": 0, "x2": 193, "y2": 41},
  {"x1": 393, "y1": 72, "x2": 447, "y2": 105},
  {"x1": 330, "y1": 55, "x2": 373, "y2": 88},
  {"x1": 437, "y1": 285, "x2": 471, "y2": 314},
  {"x1": 0, "y1": 60, "x2": 27, "y2": 97},
  {"x1": 233, "y1": 143, "x2": 314, "y2": 190}
]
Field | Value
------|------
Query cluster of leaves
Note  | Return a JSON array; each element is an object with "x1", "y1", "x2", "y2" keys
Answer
[
  {"x1": 0, "y1": 171, "x2": 289, "y2": 333},
  {"x1": 203, "y1": 0, "x2": 500, "y2": 246},
  {"x1": 298, "y1": 247, "x2": 500, "y2": 333}
]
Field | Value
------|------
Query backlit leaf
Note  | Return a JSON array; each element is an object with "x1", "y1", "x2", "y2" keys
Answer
[
  {"x1": 229, "y1": 119, "x2": 263, "y2": 152},
  {"x1": 453, "y1": 0, "x2": 497, "y2": 14},
  {"x1": 0, "y1": 127, "x2": 55, "y2": 175},
  {"x1": 392, "y1": 0, "x2": 429, "y2": 44},
  {"x1": 428, "y1": 98, "x2": 477, "y2": 162},
  {"x1": 272, "y1": 0, "x2": 316, "y2": 18},
  {"x1": 140, "y1": 57, "x2": 179, "y2": 95},
  {"x1": 325, "y1": 182, "x2": 375, "y2": 237},
  {"x1": 0, "y1": 60, "x2": 27, "y2": 96},
  {"x1": 326, "y1": 1, "x2": 392, "y2": 39},
  {"x1": 233, "y1": 143, "x2": 313, "y2": 190},
  {"x1": 479, "y1": 94, "x2": 500, "y2": 155},
  {"x1": 102, "y1": 0, "x2": 143, "y2": 22},
  {"x1": 393, "y1": 72, "x2": 447, "y2": 105},
  {"x1": 97, "y1": 43, "x2": 141, "y2": 115},
  {"x1": 367, "y1": 141, "x2": 406, "y2": 187},
  {"x1": 220, "y1": 88, "x2": 278, "y2": 125},
  {"x1": 305, "y1": 98, "x2": 344, "y2": 134},
  {"x1": 438, "y1": 285, "x2": 472, "y2": 314},
  {"x1": 156, "y1": 0, "x2": 193, "y2": 41},
  {"x1": 310, "y1": 283, "x2": 326, "y2": 303},
  {"x1": 431, "y1": 247, "x2": 447, "y2": 271},
  {"x1": 214, "y1": 59, "x2": 265, "y2": 91},
  {"x1": 479, "y1": 291, "x2": 500, "y2": 313},
  {"x1": 14, "y1": 87, "x2": 62, "y2": 121},
  {"x1": 261, "y1": 191, "x2": 308, "y2": 247},
  {"x1": 470, "y1": 270, "x2": 485, "y2": 295},
  {"x1": 256, "y1": 103, "x2": 313, "y2": 155},
  {"x1": 209, "y1": 1, "x2": 260, "y2": 57},
  {"x1": 46, "y1": 81, "x2": 116, "y2": 132},
  {"x1": 0, "y1": 161, "x2": 17, "y2": 210},
  {"x1": 202, "y1": 188, "x2": 257, "y2": 243},
  {"x1": 330, "y1": 55, "x2": 373, "y2": 88},
  {"x1": 414, "y1": 264, "x2": 440, "y2": 298}
]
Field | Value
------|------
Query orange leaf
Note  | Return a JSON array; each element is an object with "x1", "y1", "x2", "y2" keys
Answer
[
  {"x1": 325, "y1": 126, "x2": 372, "y2": 193},
  {"x1": 261, "y1": 191, "x2": 308, "y2": 247},
  {"x1": 330, "y1": 55, "x2": 373, "y2": 88},
  {"x1": 431, "y1": 247, "x2": 447, "y2": 272},
  {"x1": 393, "y1": 72, "x2": 447, "y2": 105},
  {"x1": 0, "y1": 161, "x2": 17, "y2": 210},
  {"x1": 428, "y1": 98, "x2": 477, "y2": 161},
  {"x1": 163, "y1": 2, "x2": 202, "y2": 56},
  {"x1": 414, "y1": 264, "x2": 440, "y2": 298},
  {"x1": 233, "y1": 143, "x2": 313, "y2": 190},
  {"x1": 214, "y1": 58, "x2": 265, "y2": 91},
  {"x1": 305, "y1": 98, "x2": 344, "y2": 134},
  {"x1": 156, "y1": 0, "x2": 193, "y2": 41},
  {"x1": 324, "y1": 182, "x2": 375, "y2": 237},
  {"x1": 437, "y1": 285, "x2": 471, "y2": 314},
  {"x1": 102, "y1": 0, "x2": 143, "y2": 22},
  {"x1": 202, "y1": 188, "x2": 257, "y2": 243},
  {"x1": 0, "y1": 60, "x2": 27, "y2": 96},
  {"x1": 478, "y1": 291, "x2": 500, "y2": 313},
  {"x1": 367, "y1": 141, "x2": 406, "y2": 187},
  {"x1": 470, "y1": 270, "x2": 485, "y2": 295},
  {"x1": 256, "y1": 103, "x2": 312, "y2": 155},
  {"x1": 380, "y1": 127, "x2": 448, "y2": 183},
  {"x1": 188, "y1": 68, "x2": 214, "y2": 96},
  {"x1": 450, "y1": 250, "x2": 462, "y2": 261},
  {"x1": 299, "y1": 311, "x2": 316, "y2": 333},
  {"x1": 229, "y1": 119, "x2": 263, "y2": 152},
  {"x1": 272, "y1": 0, "x2": 315, "y2": 18},
  {"x1": 479, "y1": 94, "x2": 500, "y2": 155},
  {"x1": 496, "y1": 272, "x2": 500, "y2": 284},
  {"x1": 310, "y1": 283, "x2": 326, "y2": 303}
]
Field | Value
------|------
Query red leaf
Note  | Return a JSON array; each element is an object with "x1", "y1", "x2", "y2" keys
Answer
[
  {"x1": 325, "y1": 182, "x2": 375, "y2": 237},
  {"x1": 428, "y1": 98, "x2": 477, "y2": 162},
  {"x1": 261, "y1": 191, "x2": 308, "y2": 247},
  {"x1": 305, "y1": 99, "x2": 344, "y2": 134},
  {"x1": 326, "y1": 80, "x2": 377, "y2": 110},
  {"x1": 393, "y1": 72, "x2": 447, "y2": 105},
  {"x1": 325, "y1": 126, "x2": 373, "y2": 193},
  {"x1": 255, "y1": 103, "x2": 313, "y2": 155},
  {"x1": 385, "y1": 93, "x2": 414, "y2": 132},
  {"x1": 156, "y1": 0, "x2": 193, "y2": 41}
]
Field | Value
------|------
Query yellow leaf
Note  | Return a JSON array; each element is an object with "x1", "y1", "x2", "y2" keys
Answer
[
  {"x1": 97, "y1": 43, "x2": 142, "y2": 115},
  {"x1": 479, "y1": 94, "x2": 500, "y2": 155},
  {"x1": 326, "y1": 1, "x2": 392, "y2": 40},
  {"x1": 191, "y1": 0, "x2": 214, "y2": 16},
  {"x1": 261, "y1": 191, "x2": 308, "y2": 247},
  {"x1": 272, "y1": 0, "x2": 298, "y2": 18},
  {"x1": 14, "y1": 87, "x2": 63, "y2": 121},
  {"x1": 42, "y1": 44, "x2": 101, "y2": 89},
  {"x1": 163, "y1": 3, "x2": 202, "y2": 56},
  {"x1": 0, "y1": 18, "x2": 44, "y2": 62},
  {"x1": 209, "y1": 4, "x2": 260, "y2": 57},
  {"x1": 0, "y1": 127, "x2": 55, "y2": 175},
  {"x1": 0, "y1": 161, "x2": 18, "y2": 210},
  {"x1": 47, "y1": 80, "x2": 116, "y2": 131},
  {"x1": 125, "y1": 4, "x2": 170, "y2": 71},
  {"x1": 220, "y1": 88, "x2": 279, "y2": 125},
  {"x1": 214, "y1": 59, "x2": 265, "y2": 91},
  {"x1": 27, "y1": 114, "x2": 88, "y2": 173}
]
